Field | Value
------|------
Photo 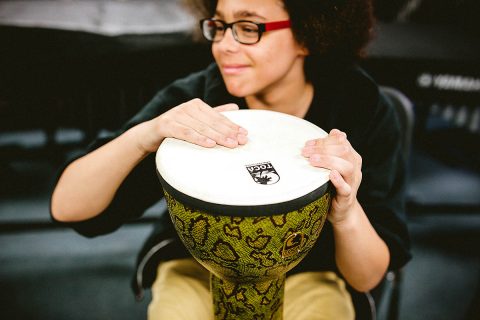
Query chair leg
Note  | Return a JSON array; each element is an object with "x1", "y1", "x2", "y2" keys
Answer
[{"x1": 387, "y1": 271, "x2": 402, "y2": 320}]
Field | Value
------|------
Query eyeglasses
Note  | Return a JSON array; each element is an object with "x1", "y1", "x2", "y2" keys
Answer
[{"x1": 200, "y1": 18, "x2": 291, "y2": 45}]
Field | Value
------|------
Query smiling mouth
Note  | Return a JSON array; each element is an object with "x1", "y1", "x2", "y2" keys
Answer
[{"x1": 222, "y1": 65, "x2": 249, "y2": 75}]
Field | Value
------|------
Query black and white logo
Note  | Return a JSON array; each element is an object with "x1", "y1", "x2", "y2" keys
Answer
[{"x1": 245, "y1": 161, "x2": 280, "y2": 185}]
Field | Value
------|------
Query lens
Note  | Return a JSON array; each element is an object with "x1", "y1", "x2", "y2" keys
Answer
[
  {"x1": 202, "y1": 19, "x2": 224, "y2": 42},
  {"x1": 234, "y1": 22, "x2": 260, "y2": 43}
]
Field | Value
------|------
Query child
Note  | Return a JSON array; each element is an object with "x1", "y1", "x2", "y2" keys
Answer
[{"x1": 51, "y1": 0, "x2": 411, "y2": 318}]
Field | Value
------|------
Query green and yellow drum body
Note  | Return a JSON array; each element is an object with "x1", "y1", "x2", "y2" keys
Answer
[{"x1": 156, "y1": 110, "x2": 332, "y2": 320}]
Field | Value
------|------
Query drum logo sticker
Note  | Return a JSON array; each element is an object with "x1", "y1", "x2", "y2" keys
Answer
[{"x1": 245, "y1": 161, "x2": 280, "y2": 185}]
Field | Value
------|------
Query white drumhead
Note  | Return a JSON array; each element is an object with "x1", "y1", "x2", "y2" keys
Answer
[{"x1": 156, "y1": 109, "x2": 330, "y2": 207}]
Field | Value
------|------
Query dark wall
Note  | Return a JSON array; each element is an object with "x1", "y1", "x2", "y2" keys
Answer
[{"x1": 0, "y1": 26, "x2": 213, "y2": 136}]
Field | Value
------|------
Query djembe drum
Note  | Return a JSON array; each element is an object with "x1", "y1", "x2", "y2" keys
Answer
[{"x1": 156, "y1": 109, "x2": 332, "y2": 320}]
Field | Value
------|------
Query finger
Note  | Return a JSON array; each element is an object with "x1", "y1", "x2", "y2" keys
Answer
[
  {"x1": 301, "y1": 143, "x2": 349, "y2": 157},
  {"x1": 212, "y1": 106, "x2": 249, "y2": 138},
  {"x1": 176, "y1": 114, "x2": 240, "y2": 148},
  {"x1": 213, "y1": 104, "x2": 245, "y2": 134},
  {"x1": 307, "y1": 154, "x2": 354, "y2": 180},
  {"x1": 305, "y1": 129, "x2": 347, "y2": 145},
  {"x1": 329, "y1": 129, "x2": 347, "y2": 139},
  {"x1": 237, "y1": 133, "x2": 248, "y2": 145},
  {"x1": 303, "y1": 131, "x2": 353, "y2": 160},
  {"x1": 214, "y1": 103, "x2": 239, "y2": 112},
  {"x1": 192, "y1": 102, "x2": 246, "y2": 138},
  {"x1": 176, "y1": 100, "x2": 243, "y2": 147},
  {"x1": 304, "y1": 136, "x2": 344, "y2": 149},
  {"x1": 329, "y1": 169, "x2": 351, "y2": 197},
  {"x1": 170, "y1": 122, "x2": 218, "y2": 148}
]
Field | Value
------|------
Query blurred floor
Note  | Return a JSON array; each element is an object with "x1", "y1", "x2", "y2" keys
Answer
[
  {"x1": 400, "y1": 214, "x2": 480, "y2": 320},
  {"x1": 0, "y1": 132, "x2": 479, "y2": 320},
  {"x1": 0, "y1": 226, "x2": 153, "y2": 320}
]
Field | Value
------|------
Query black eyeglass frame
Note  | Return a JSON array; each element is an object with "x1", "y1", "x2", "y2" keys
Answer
[{"x1": 199, "y1": 18, "x2": 291, "y2": 45}]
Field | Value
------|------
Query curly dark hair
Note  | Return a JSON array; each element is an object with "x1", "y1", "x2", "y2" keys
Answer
[{"x1": 184, "y1": 0, "x2": 376, "y2": 62}]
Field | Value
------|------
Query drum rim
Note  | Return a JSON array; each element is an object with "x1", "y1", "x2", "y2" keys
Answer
[{"x1": 157, "y1": 169, "x2": 332, "y2": 217}]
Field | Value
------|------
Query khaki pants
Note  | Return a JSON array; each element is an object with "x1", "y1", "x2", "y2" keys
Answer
[{"x1": 148, "y1": 258, "x2": 355, "y2": 320}]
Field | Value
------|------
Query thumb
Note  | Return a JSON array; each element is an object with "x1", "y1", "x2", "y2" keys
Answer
[{"x1": 214, "y1": 103, "x2": 239, "y2": 112}]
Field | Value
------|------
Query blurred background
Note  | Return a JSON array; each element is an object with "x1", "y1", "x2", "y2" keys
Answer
[{"x1": 0, "y1": 0, "x2": 479, "y2": 319}]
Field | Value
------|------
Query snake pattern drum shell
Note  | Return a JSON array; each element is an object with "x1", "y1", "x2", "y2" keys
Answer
[{"x1": 164, "y1": 189, "x2": 331, "y2": 319}]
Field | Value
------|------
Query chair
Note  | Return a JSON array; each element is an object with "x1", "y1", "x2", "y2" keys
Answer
[
  {"x1": 380, "y1": 86, "x2": 415, "y2": 160},
  {"x1": 351, "y1": 86, "x2": 415, "y2": 320}
]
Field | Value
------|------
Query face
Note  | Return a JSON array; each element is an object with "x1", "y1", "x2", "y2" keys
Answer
[{"x1": 211, "y1": 0, "x2": 308, "y2": 98}]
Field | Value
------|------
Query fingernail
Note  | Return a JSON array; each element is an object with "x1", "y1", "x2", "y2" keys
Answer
[
  {"x1": 226, "y1": 138, "x2": 237, "y2": 145},
  {"x1": 310, "y1": 154, "x2": 321, "y2": 162},
  {"x1": 305, "y1": 140, "x2": 316, "y2": 146},
  {"x1": 239, "y1": 127, "x2": 248, "y2": 135},
  {"x1": 237, "y1": 134, "x2": 248, "y2": 145},
  {"x1": 205, "y1": 138, "x2": 216, "y2": 146}
]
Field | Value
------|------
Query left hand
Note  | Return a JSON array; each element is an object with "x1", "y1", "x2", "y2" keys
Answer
[{"x1": 301, "y1": 129, "x2": 362, "y2": 224}]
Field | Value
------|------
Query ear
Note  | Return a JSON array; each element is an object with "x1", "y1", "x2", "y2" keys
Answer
[{"x1": 297, "y1": 43, "x2": 310, "y2": 56}]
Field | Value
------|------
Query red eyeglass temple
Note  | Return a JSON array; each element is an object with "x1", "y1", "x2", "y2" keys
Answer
[{"x1": 264, "y1": 20, "x2": 291, "y2": 31}]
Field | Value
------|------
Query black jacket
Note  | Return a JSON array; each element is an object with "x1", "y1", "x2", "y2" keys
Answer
[{"x1": 51, "y1": 62, "x2": 411, "y2": 299}]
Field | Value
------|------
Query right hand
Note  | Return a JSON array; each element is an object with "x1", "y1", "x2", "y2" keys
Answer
[{"x1": 134, "y1": 98, "x2": 248, "y2": 153}]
